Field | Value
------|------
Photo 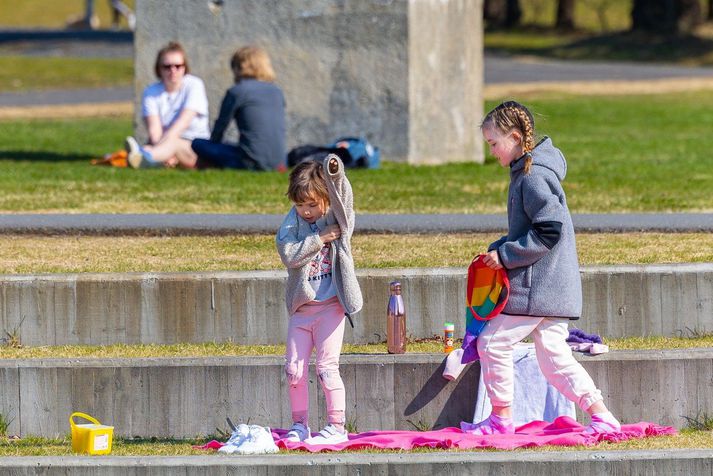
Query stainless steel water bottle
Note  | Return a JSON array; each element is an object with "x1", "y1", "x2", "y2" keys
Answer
[{"x1": 387, "y1": 281, "x2": 407, "y2": 354}]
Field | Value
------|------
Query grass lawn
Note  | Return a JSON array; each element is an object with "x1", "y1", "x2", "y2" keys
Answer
[
  {"x1": 0, "y1": 0, "x2": 135, "y2": 29},
  {"x1": 1, "y1": 335, "x2": 712, "y2": 359},
  {"x1": 484, "y1": 0, "x2": 713, "y2": 65},
  {"x1": 0, "y1": 56, "x2": 133, "y2": 93},
  {"x1": 0, "y1": 233, "x2": 710, "y2": 274},
  {"x1": 0, "y1": 432, "x2": 710, "y2": 456},
  {"x1": 0, "y1": 91, "x2": 712, "y2": 214}
]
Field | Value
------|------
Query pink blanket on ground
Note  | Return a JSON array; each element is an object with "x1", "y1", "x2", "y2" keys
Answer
[{"x1": 196, "y1": 416, "x2": 675, "y2": 453}]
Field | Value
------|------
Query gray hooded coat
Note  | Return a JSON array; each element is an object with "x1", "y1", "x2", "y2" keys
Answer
[
  {"x1": 488, "y1": 137, "x2": 582, "y2": 319},
  {"x1": 276, "y1": 155, "x2": 363, "y2": 317}
]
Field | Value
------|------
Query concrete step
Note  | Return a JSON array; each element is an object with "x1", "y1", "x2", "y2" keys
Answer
[
  {"x1": 1, "y1": 264, "x2": 711, "y2": 346},
  {"x1": 1, "y1": 449, "x2": 712, "y2": 475},
  {"x1": 1, "y1": 349, "x2": 711, "y2": 439}
]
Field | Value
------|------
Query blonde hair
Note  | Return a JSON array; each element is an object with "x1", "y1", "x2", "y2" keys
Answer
[
  {"x1": 287, "y1": 161, "x2": 330, "y2": 207},
  {"x1": 231, "y1": 45, "x2": 276, "y2": 82},
  {"x1": 481, "y1": 101, "x2": 536, "y2": 174}
]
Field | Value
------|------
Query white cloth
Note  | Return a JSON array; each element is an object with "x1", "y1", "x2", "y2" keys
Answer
[
  {"x1": 141, "y1": 74, "x2": 210, "y2": 140},
  {"x1": 443, "y1": 348, "x2": 468, "y2": 381},
  {"x1": 473, "y1": 343, "x2": 576, "y2": 427}
]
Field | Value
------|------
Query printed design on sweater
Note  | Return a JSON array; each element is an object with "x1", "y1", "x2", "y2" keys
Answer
[{"x1": 308, "y1": 244, "x2": 332, "y2": 281}]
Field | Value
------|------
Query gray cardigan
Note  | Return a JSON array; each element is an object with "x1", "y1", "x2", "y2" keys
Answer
[
  {"x1": 276, "y1": 155, "x2": 363, "y2": 316},
  {"x1": 488, "y1": 137, "x2": 582, "y2": 319}
]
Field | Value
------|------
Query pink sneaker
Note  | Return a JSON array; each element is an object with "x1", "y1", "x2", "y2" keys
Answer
[{"x1": 461, "y1": 414, "x2": 515, "y2": 435}]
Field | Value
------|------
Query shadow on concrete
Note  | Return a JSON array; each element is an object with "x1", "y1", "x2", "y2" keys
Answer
[
  {"x1": 404, "y1": 359, "x2": 479, "y2": 430},
  {"x1": 0, "y1": 150, "x2": 94, "y2": 162}
]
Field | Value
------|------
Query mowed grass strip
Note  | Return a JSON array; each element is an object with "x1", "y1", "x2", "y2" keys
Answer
[
  {"x1": 1, "y1": 91, "x2": 713, "y2": 213},
  {"x1": 0, "y1": 56, "x2": 133, "y2": 93},
  {"x1": 1, "y1": 335, "x2": 712, "y2": 360},
  {"x1": 0, "y1": 233, "x2": 710, "y2": 274},
  {"x1": 0, "y1": 432, "x2": 710, "y2": 456}
]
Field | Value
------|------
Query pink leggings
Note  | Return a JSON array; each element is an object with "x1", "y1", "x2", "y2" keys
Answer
[
  {"x1": 477, "y1": 313, "x2": 603, "y2": 412},
  {"x1": 285, "y1": 297, "x2": 346, "y2": 425}
]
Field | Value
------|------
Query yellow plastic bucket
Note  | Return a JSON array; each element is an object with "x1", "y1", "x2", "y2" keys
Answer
[{"x1": 69, "y1": 412, "x2": 114, "y2": 455}]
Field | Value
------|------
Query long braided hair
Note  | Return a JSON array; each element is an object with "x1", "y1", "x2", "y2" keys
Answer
[{"x1": 481, "y1": 101, "x2": 536, "y2": 174}]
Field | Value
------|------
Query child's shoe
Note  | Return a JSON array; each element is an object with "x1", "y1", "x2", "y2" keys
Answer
[
  {"x1": 285, "y1": 422, "x2": 310, "y2": 442},
  {"x1": 460, "y1": 413, "x2": 515, "y2": 435},
  {"x1": 584, "y1": 411, "x2": 621, "y2": 434},
  {"x1": 217, "y1": 423, "x2": 250, "y2": 454},
  {"x1": 304, "y1": 424, "x2": 348, "y2": 445}
]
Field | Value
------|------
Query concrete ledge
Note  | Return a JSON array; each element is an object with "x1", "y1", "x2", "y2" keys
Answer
[
  {"x1": 1, "y1": 349, "x2": 711, "y2": 438},
  {"x1": 1, "y1": 450, "x2": 712, "y2": 475},
  {"x1": 1, "y1": 264, "x2": 712, "y2": 346}
]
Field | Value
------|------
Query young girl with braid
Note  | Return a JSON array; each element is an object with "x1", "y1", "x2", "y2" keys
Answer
[{"x1": 462, "y1": 101, "x2": 621, "y2": 435}]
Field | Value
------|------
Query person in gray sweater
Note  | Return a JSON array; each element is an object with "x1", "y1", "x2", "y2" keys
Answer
[
  {"x1": 462, "y1": 101, "x2": 621, "y2": 437},
  {"x1": 275, "y1": 155, "x2": 362, "y2": 446}
]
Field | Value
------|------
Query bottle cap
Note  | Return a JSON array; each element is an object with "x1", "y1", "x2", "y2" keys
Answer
[
  {"x1": 444, "y1": 322, "x2": 455, "y2": 331},
  {"x1": 389, "y1": 281, "x2": 402, "y2": 293}
]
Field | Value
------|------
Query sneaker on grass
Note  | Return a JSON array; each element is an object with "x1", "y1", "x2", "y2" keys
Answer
[
  {"x1": 304, "y1": 424, "x2": 348, "y2": 445},
  {"x1": 285, "y1": 422, "x2": 310, "y2": 442},
  {"x1": 125, "y1": 136, "x2": 160, "y2": 169}
]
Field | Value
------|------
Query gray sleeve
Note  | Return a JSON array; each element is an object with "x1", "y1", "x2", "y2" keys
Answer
[
  {"x1": 275, "y1": 209, "x2": 323, "y2": 268},
  {"x1": 323, "y1": 155, "x2": 355, "y2": 238},
  {"x1": 496, "y1": 174, "x2": 565, "y2": 269}
]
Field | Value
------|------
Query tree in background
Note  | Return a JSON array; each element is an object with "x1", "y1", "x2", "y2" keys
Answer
[
  {"x1": 631, "y1": 0, "x2": 702, "y2": 34},
  {"x1": 483, "y1": 0, "x2": 522, "y2": 28},
  {"x1": 556, "y1": 0, "x2": 576, "y2": 29}
]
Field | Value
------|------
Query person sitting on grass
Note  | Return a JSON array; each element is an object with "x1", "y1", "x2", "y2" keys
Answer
[
  {"x1": 125, "y1": 41, "x2": 210, "y2": 169},
  {"x1": 191, "y1": 45, "x2": 286, "y2": 171}
]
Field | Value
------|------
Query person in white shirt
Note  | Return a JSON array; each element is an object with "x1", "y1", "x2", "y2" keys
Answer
[{"x1": 125, "y1": 41, "x2": 210, "y2": 169}]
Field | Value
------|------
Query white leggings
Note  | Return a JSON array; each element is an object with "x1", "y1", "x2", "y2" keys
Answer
[{"x1": 477, "y1": 313, "x2": 603, "y2": 412}]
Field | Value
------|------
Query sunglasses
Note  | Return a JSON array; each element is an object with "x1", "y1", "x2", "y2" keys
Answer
[{"x1": 161, "y1": 63, "x2": 185, "y2": 71}]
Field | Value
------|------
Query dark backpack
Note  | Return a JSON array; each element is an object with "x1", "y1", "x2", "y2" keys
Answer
[{"x1": 287, "y1": 137, "x2": 380, "y2": 169}]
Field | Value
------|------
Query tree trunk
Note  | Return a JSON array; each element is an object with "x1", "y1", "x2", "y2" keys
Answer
[
  {"x1": 631, "y1": 0, "x2": 701, "y2": 34},
  {"x1": 556, "y1": 0, "x2": 576, "y2": 30},
  {"x1": 483, "y1": 0, "x2": 521, "y2": 28}
]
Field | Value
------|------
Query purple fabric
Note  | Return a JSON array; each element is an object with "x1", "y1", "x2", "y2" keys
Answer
[{"x1": 567, "y1": 328, "x2": 603, "y2": 344}]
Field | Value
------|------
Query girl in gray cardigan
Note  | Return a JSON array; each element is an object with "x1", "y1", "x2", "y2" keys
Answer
[
  {"x1": 276, "y1": 155, "x2": 362, "y2": 446},
  {"x1": 463, "y1": 101, "x2": 621, "y2": 436}
]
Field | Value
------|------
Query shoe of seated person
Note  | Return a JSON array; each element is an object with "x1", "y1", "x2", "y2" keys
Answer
[
  {"x1": 285, "y1": 422, "x2": 310, "y2": 442},
  {"x1": 125, "y1": 136, "x2": 160, "y2": 169},
  {"x1": 304, "y1": 424, "x2": 348, "y2": 445}
]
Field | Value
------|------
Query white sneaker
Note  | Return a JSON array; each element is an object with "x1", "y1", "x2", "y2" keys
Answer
[
  {"x1": 285, "y1": 422, "x2": 310, "y2": 442},
  {"x1": 234, "y1": 425, "x2": 278, "y2": 454},
  {"x1": 304, "y1": 424, "x2": 348, "y2": 445},
  {"x1": 124, "y1": 136, "x2": 143, "y2": 169},
  {"x1": 217, "y1": 423, "x2": 250, "y2": 454}
]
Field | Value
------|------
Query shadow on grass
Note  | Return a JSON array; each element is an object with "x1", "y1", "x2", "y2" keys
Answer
[
  {"x1": 488, "y1": 26, "x2": 713, "y2": 65},
  {"x1": 0, "y1": 150, "x2": 94, "y2": 162}
]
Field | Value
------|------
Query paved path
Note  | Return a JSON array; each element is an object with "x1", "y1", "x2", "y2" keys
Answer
[{"x1": 0, "y1": 213, "x2": 711, "y2": 235}]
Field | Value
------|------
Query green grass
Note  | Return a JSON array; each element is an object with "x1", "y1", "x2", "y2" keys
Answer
[
  {"x1": 0, "y1": 0, "x2": 135, "y2": 29},
  {"x1": 2, "y1": 335, "x2": 712, "y2": 359},
  {"x1": 484, "y1": 0, "x2": 713, "y2": 65},
  {"x1": 0, "y1": 233, "x2": 711, "y2": 274},
  {"x1": 0, "y1": 56, "x2": 133, "y2": 92},
  {"x1": 0, "y1": 432, "x2": 711, "y2": 456},
  {"x1": 1, "y1": 91, "x2": 713, "y2": 213}
]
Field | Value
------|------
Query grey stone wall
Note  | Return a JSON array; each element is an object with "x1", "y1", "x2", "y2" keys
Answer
[
  {"x1": 1, "y1": 349, "x2": 711, "y2": 438},
  {"x1": 1, "y1": 265, "x2": 712, "y2": 347},
  {"x1": 134, "y1": 0, "x2": 484, "y2": 164}
]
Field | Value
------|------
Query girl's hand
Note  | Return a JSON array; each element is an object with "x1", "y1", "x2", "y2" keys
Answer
[
  {"x1": 483, "y1": 250, "x2": 503, "y2": 270},
  {"x1": 319, "y1": 224, "x2": 341, "y2": 243},
  {"x1": 328, "y1": 157, "x2": 339, "y2": 174}
]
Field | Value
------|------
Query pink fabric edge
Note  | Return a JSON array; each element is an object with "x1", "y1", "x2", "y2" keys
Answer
[{"x1": 193, "y1": 416, "x2": 676, "y2": 453}]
